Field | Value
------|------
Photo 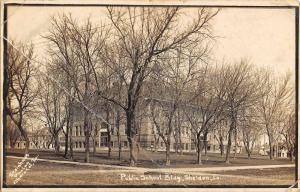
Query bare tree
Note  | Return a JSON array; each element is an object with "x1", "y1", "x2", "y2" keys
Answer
[
  {"x1": 219, "y1": 60, "x2": 267, "y2": 164},
  {"x1": 97, "y1": 7, "x2": 219, "y2": 166},
  {"x1": 44, "y1": 14, "x2": 109, "y2": 162},
  {"x1": 280, "y1": 110, "x2": 296, "y2": 161},
  {"x1": 6, "y1": 117, "x2": 21, "y2": 149},
  {"x1": 39, "y1": 68, "x2": 67, "y2": 154},
  {"x1": 185, "y1": 65, "x2": 226, "y2": 164},
  {"x1": 148, "y1": 45, "x2": 210, "y2": 165},
  {"x1": 213, "y1": 120, "x2": 229, "y2": 156},
  {"x1": 258, "y1": 72, "x2": 292, "y2": 160},
  {"x1": 7, "y1": 41, "x2": 39, "y2": 154},
  {"x1": 173, "y1": 109, "x2": 185, "y2": 155},
  {"x1": 63, "y1": 95, "x2": 75, "y2": 159},
  {"x1": 113, "y1": 107, "x2": 126, "y2": 160},
  {"x1": 239, "y1": 107, "x2": 262, "y2": 159}
]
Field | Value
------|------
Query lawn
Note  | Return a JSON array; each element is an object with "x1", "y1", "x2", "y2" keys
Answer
[
  {"x1": 5, "y1": 148, "x2": 294, "y2": 168},
  {"x1": 3, "y1": 158, "x2": 296, "y2": 186},
  {"x1": 3, "y1": 148, "x2": 296, "y2": 186}
]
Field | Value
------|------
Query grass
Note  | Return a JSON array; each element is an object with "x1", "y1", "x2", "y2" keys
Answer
[
  {"x1": 206, "y1": 167, "x2": 295, "y2": 180},
  {"x1": 5, "y1": 148, "x2": 294, "y2": 168},
  {"x1": 3, "y1": 155, "x2": 296, "y2": 186}
]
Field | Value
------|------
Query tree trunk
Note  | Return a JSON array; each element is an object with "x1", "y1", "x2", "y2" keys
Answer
[
  {"x1": 108, "y1": 134, "x2": 111, "y2": 157},
  {"x1": 3, "y1": 47, "x2": 9, "y2": 151},
  {"x1": 10, "y1": 142, "x2": 15, "y2": 149},
  {"x1": 84, "y1": 110, "x2": 90, "y2": 163},
  {"x1": 68, "y1": 103, "x2": 74, "y2": 160},
  {"x1": 179, "y1": 129, "x2": 183, "y2": 155},
  {"x1": 126, "y1": 110, "x2": 138, "y2": 166},
  {"x1": 85, "y1": 136, "x2": 90, "y2": 163},
  {"x1": 244, "y1": 141, "x2": 251, "y2": 159},
  {"x1": 268, "y1": 136, "x2": 273, "y2": 160},
  {"x1": 93, "y1": 138, "x2": 96, "y2": 155},
  {"x1": 197, "y1": 136, "x2": 203, "y2": 165},
  {"x1": 204, "y1": 131, "x2": 208, "y2": 156},
  {"x1": 289, "y1": 148, "x2": 294, "y2": 162},
  {"x1": 128, "y1": 135, "x2": 138, "y2": 166},
  {"x1": 220, "y1": 144, "x2": 224, "y2": 156},
  {"x1": 118, "y1": 136, "x2": 122, "y2": 160},
  {"x1": 64, "y1": 126, "x2": 69, "y2": 158},
  {"x1": 225, "y1": 113, "x2": 236, "y2": 164},
  {"x1": 69, "y1": 126, "x2": 73, "y2": 160},
  {"x1": 6, "y1": 123, "x2": 10, "y2": 149},
  {"x1": 233, "y1": 129, "x2": 237, "y2": 159},
  {"x1": 106, "y1": 107, "x2": 111, "y2": 158},
  {"x1": 54, "y1": 134, "x2": 60, "y2": 154},
  {"x1": 24, "y1": 135, "x2": 30, "y2": 154},
  {"x1": 225, "y1": 129, "x2": 233, "y2": 164},
  {"x1": 16, "y1": 120, "x2": 30, "y2": 154},
  {"x1": 219, "y1": 137, "x2": 224, "y2": 156},
  {"x1": 115, "y1": 110, "x2": 121, "y2": 160},
  {"x1": 174, "y1": 131, "x2": 179, "y2": 154},
  {"x1": 165, "y1": 141, "x2": 171, "y2": 166}
]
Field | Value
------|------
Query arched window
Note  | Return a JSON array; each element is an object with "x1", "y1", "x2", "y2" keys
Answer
[{"x1": 79, "y1": 142, "x2": 82, "y2": 148}]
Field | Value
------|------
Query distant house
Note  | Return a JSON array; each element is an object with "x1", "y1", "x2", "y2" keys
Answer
[
  {"x1": 257, "y1": 133, "x2": 289, "y2": 158},
  {"x1": 13, "y1": 127, "x2": 53, "y2": 150}
]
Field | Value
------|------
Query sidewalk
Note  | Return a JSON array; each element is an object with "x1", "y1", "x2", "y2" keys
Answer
[{"x1": 157, "y1": 164, "x2": 295, "y2": 172}]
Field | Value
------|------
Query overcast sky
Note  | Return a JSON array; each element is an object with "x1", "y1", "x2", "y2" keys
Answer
[{"x1": 7, "y1": 6, "x2": 296, "y2": 75}]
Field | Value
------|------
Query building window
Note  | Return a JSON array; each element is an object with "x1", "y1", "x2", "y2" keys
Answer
[
  {"x1": 79, "y1": 142, "x2": 82, "y2": 148},
  {"x1": 161, "y1": 142, "x2": 164, "y2": 148},
  {"x1": 186, "y1": 144, "x2": 189, "y2": 150},
  {"x1": 101, "y1": 122, "x2": 108, "y2": 129},
  {"x1": 191, "y1": 143, "x2": 195, "y2": 150},
  {"x1": 124, "y1": 141, "x2": 128, "y2": 148},
  {"x1": 100, "y1": 132, "x2": 108, "y2": 147},
  {"x1": 75, "y1": 126, "x2": 78, "y2": 136},
  {"x1": 75, "y1": 142, "x2": 77, "y2": 148}
]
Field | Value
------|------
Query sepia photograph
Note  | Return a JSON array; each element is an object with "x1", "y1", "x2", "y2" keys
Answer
[{"x1": 1, "y1": 0, "x2": 299, "y2": 190}]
